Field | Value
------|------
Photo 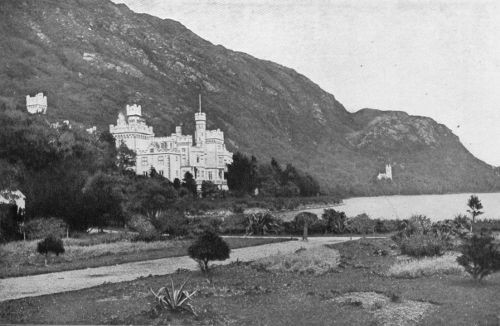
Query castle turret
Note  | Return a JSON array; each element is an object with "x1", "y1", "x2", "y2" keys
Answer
[
  {"x1": 109, "y1": 104, "x2": 154, "y2": 153},
  {"x1": 195, "y1": 94, "x2": 206, "y2": 147},
  {"x1": 126, "y1": 104, "x2": 142, "y2": 117},
  {"x1": 26, "y1": 92, "x2": 47, "y2": 114}
]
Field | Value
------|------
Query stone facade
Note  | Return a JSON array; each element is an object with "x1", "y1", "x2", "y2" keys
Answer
[
  {"x1": 110, "y1": 104, "x2": 233, "y2": 190},
  {"x1": 26, "y1": 92, "x2": 47, "y2": 114},
  {"x1": 377, "y1": 164, "x2": 393, "y2": 180}
]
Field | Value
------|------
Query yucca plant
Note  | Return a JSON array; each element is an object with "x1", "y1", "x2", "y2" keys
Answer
[{"x1": 150, "y1": 277, "x2": 197, "y2": 315}]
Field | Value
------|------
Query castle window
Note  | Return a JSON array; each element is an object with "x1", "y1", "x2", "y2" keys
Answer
[
  {"x1": 208, "y1": 171, "x2": 213, "y2": 180},
  {"x1": 159, "y1": 170, "x2": 164, "y2": 176},
  {"x1": 158, "y1": 156, "x2": 164, "y2": 165},
  {"x1": 150, "y1": 148, "x2": 154, "y2": 153},
  {"x1": 141, "y1": 157, "x2": 148, "y2": 166},
  {"x1": 196, "y1": 156, "x2": 200, "y2": 163}
]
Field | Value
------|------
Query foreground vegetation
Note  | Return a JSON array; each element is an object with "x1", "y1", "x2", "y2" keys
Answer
[{"x1": 1, "y1": 238, "x2": 499, "y2": 325}]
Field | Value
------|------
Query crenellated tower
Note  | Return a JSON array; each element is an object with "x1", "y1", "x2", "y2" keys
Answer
[{"x1": 109, "y1": 104, "x2": 154, "y2": 152}]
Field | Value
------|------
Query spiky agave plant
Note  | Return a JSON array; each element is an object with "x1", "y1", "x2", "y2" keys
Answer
[{"x1": 150, "y1": 277, "x2": 197, "y2": 315}]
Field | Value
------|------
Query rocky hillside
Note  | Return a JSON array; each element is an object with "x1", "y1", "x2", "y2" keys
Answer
[{"x1": 1, "y1": 0, "x2": 499, "y2": 195}]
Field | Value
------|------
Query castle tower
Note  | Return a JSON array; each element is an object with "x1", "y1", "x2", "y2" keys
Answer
[
  {"x1": 385, "y1": 164, "x2": 392, "y2": 179},
  {"x1": 109, "y1": 104, "x2": 154, "y2": 152},
  {"x1": 195, "y1": 94, "x2": 206, "y2": 147},
  {"x1": 26, "y1": 92, "x2": 47, "y2": 114}
]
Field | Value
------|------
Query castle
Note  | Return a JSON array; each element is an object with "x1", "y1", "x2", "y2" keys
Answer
[
  {"x1": 109, "y1": 100, "x2": 233, "y2": 190},
  {"x1": 26, "y1": 92, "x2": 47, "y2": 114},
  {"x1": 377, "y1": 164, "x2": 393, "y2": 180}
]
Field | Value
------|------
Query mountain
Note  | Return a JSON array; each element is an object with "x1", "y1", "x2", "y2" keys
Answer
[{"x1": 1, "y1": 0, "x2": 499, "y2": 196}]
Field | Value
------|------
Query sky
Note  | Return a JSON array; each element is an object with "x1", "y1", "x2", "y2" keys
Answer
[{"x1": 115, "y1": 0, "x2": 500, "y2": 166}]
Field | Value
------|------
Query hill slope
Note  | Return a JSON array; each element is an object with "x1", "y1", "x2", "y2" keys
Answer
[{"x1": 1, "y1": 0, "x2": 499, "y2": 195}]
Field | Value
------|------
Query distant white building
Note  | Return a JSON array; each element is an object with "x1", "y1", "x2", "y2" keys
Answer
[
  {"x1": 377, "y1": 164, "x2": 393, "y2": 180},
  {"x1": 0, "y1": 189, "x2": 26, "y2": 213},
  {"x1": 109, "y1": 99, "x2": 233, "y2": 190},
  {"x1": 26, "y1": 92, "x2": 47, "y2": 114}
]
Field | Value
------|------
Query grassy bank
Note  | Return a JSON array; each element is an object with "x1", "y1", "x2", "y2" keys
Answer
[
  {"x1": 0, "y1": 235, "x2": 289, "y2": 278},
  {"x1": 1, "y1": 238, "x2": 499, "y2": 325}
]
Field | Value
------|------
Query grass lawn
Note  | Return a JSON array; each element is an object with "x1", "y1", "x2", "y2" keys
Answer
[
  {"x1": 0, "y1": 234, "x2": 289, "y2": 278},
  {"x1": 1, "y1": 238, "x2": 499, "y2": 325}
]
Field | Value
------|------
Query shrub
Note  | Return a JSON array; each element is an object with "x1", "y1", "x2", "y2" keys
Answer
[
  {"x1": 388, "y1": 253, "x2": 464, "y2": 278},
  {"x1": 345, "y1": 213, "x2": 375, "y2": 234},
  {"x1": 219, "y1": 214, "x2": 247, "y2": 235},
  {"x1": 201, "y1": 180, "x2": 220, "y2": 199},
  {"x1": 322, "y1": 209, "x2": 347, "y2": 234},
  {"x1": 373, "y1": 219, "x2": 401, "y2": 233},
  {"x1": 245, "y1": 212, "x2": 281, "y2": 236},
  {"x1": 127, "y1": 214, "x2": 156, "y2": 234},
  {"x1": 37, "y1": 235, "x2": 65, "y2": 265},
  {"x1": 24, "y1": 217, "x2": 67, "y2": 240},
  {"x1": 282, "y1": 221, "x2": 300, "y2": 235},
  {"x1": 188, "y1": 231, "x2": 230, "y2": 272},
  {"x1": 392, "y1": 215, "x2": 432, "y2": 243},
  {"x1": 150, "y1": 277, "x2": 197, "y2": 315},
  {"x1": 188, "y1": 217, "x2": 223, "y2": 237},
  {"x1": 457, "y1": 234, "x2": 500, "y2": 281},
  {"x1": 430, "y1": 218, "x2": 470, "y2": 248},
  {"x1": 151, "y1": 210, "x2": 189, "y2": 237},
  {"x1": 309, "y1": 218, "x2": 328, "y2": 234},
  {"x1": 132, "y1": 230, "x2": 162, "y2": 242},
  {"x1": 399, "y1": 234, "x2": 445, "y2": 258},
  {"x1": 252, "y1": 246, "x2": 340, "y2": 275}
]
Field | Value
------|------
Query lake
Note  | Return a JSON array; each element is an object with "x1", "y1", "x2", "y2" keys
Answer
[{"x1": 303, "y1": 192, "x2": 500, "y2": 221}]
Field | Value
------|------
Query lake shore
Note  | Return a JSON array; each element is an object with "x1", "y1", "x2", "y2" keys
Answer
[{"x1": 289, "y1": 192, "x2": 500, "y2": 221}]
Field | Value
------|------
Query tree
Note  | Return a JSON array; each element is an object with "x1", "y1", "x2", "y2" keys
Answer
[
  {"x1": 173, "y1": 178, "x2": 181, "y2": 190},
  {"x1": 97, "y1": 131, "x2": 117, "y2": 172},
  {"x1": 294, "y1": 212, "x2": 318, "y2": 241},
  {"x1": 467, "y1": 195, "x2": 483, "y2": 232},
  {"x1": 182, "y1": 172, "x2": 197, "y2": 196},
  {"x1": 126, "y1": 177, "x2": 178, "y2": 219},
  {"x1": 457, "y1": 234, "x2": 500, "y2": 281},
  {"x1": 227, "y1": 152, "x2": 258, "y2": 194},
  {"x1": 188, "y1": 230, "x2": 230, "y2": 273},
  {"x1": 82, "y1": 172, "x2": 125, "y2": 230},
  {"x1": 116, "y1": 142, "x2": 136, "y2": 173},
  {"x1": 201, "y1": 180, "x2": 219, "y2": 198},
  {"x1": 37, "y1": 235, "x2": 65, "y2": 265},
  {"x1": 322, "y1": 209, "x2": 347, "y2": 234}
]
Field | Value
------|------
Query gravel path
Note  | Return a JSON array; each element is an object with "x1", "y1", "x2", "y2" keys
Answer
[{"x1": 0, "y1": 237, "x2": 358, "y2": 302}]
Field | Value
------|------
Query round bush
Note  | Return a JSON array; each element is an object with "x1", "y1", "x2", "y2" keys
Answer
[
  {"x1": 37, "y1": 235, "x2": 65, "y2": 257},
  {"x1": 188, "y1": 230, "x2": 230, "y2": 272}
]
